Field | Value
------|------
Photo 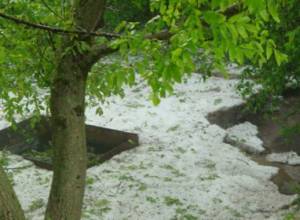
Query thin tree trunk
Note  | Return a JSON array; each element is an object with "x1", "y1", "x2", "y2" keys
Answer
[
  {"x1": 0, "y1": 166, "x2": 26, "y2": 220},
  {"x1": 44, "y1": 48, "x2": 89, "y2": 220}
]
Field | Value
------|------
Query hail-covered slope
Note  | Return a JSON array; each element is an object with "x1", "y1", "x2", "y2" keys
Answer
[{"x1": 0, "y1": 74, "x2": 295, "y2": 220}]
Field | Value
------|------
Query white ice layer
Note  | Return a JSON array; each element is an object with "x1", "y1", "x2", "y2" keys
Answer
[
  {"x1": 0, "y1": 74, "x2": 296, "y2": 220},
  {"x1": 225, "y1": 122, "x2": 265, "y2": 154},
  {"x1": 267, "y1": 151, "x2": 300, "y2": 165}
]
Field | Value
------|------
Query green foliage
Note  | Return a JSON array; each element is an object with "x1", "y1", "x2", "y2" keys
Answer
[
  {"x1": 84, "y1": 199, "x2": 111, "y2": 217},
  {"x1": 88, "y1": 0, "x2": 284, "y2": 105},
  {"x1": 0, "y1": 151, "x2": 9, "y2": 167},
  {"x1": 175, "y1": 208, "x2": 198, "y2": 220},
  {"x1": 146, "y1": 196, "x2": 158, "y2": 203},
  {"x1": 86, "y1": 177, "x2": 95, "y2": 185},
  {"x1": 284, "y1": 213, "x2": 296, "y2": 220},
  {"x1": 164, "y1": 196, "x2": 182, "y2": 206},
  {"x1": 238, "y1": 0, "x2": 300, "y2": 111},
  {"x1": 281, "y1": 123, "x2": 300, "y2": 144},
  {"x1": 28, "y1": 198, "x2": 45, "y2": 212},
  {"x1": 0, "y1": 0, "x2": 283, "y2": 118},
  {"x1": 0, "y1": 0, "x2": 61, "y2": 121}
]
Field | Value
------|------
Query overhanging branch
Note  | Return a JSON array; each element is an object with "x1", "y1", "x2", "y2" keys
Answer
[
  {"x1": 87, "y1": 30, "x2": 175, "y2": 65},
  {"x1": 0, "y1": 12, "x2": 120, "y2": 38}
]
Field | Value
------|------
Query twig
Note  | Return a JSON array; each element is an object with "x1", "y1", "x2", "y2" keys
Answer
[{"x1": 40, "y1": 0, "x2": 64, "y2": 20}]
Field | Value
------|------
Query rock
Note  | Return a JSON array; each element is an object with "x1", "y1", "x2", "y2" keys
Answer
[
  {"x1": 266, "y1": 151, "x2": 300, "y2": 165},
  {"x1": 225, "y1": 122, "x2": 265, "y2": 154}
]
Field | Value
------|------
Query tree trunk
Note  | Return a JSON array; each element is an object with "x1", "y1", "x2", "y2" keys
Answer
[
  {"x1": 45, "y1": 45, "x2": 89, "y2": 220},
  {"x1": 0, "y1": 1, "x2": 106, "y2": 219},
  {"x1": 0, "y1": 166, "x2": 26, "y2": 220},
  {"x1": 44, "y1": 1, "x2": 106, "y2": 219}
]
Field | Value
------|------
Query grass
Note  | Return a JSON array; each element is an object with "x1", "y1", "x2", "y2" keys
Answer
[
  {"x1": 283, "y1": 188, "x2": 300, "y2": 220},
  {"x1": 198, "y1": 174, "x2": 219, "y2": 181},
  {"x1": 0, "y1": 150, "x2": 9, "y2": 167},
  {"x1": 161, "y1": 164, "x2": 185, "y2": 177},
  {"x1": 36, "y1": 175, "x2": 50, "y2": 185},
  {"x1": 164, "y1": 196, "x2": 183, "y2": 206},
  {"x1": 175, "y1": 208, "x2": 198, "y2": 220},
  {"x1": 0, "y1": 151, "x2": 15, "y2": 185},
  {"x1": 167, "y1": 125, "x2": 180, "y2": 132},
  {"x1": 28, "y1": 198, "x2": 45, "y2": 212},
  {"x1": 214, "y1": 98, "x2": 223, "y2": 105},
  {"x1": 146, "y1": 196, "x2": 159, "y2": 204},
  {"x1": 284, "y1": 213, "x2": 296, "y2": 220},
  {"x1": 176, "y1": 147, "x2": 187, "y2": 154},
  {"x1": 86, "y1": 199, "x2": 111, "y2": 217},
  {"x1": 86, "y1": 177, "x2": 95, "y2": 185}
]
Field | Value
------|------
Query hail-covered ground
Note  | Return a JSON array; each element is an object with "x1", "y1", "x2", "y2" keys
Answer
[{"x1": 0, "y1": 73, "x2": 297, "y2": 220}]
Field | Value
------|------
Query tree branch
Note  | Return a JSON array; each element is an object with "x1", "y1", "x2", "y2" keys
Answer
[
  {"x1": 145, "y1": 30, "x2": 173, "y2": 40},
  {"x1": 86, "y1": 44, "x2": 118, "y2": 67},
  {"x1": 86, "y1": 29, "x2": 176, "y2": 66},
  {"x1": 0, "y1": 11, "x2": 120, "y2": 38}
]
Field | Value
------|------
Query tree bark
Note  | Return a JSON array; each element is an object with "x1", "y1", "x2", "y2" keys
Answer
[
  {"x1": 44, "y1": 43, "x2": 90, "y2": 220},
  {"x1": 0, "y1": 166, "x2": 26, "y2": 220},
  {"x1": 45, "y1": 1, "x2": 106, "y2": 219}
]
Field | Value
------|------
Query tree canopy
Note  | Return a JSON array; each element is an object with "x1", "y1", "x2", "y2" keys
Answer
[{"x1": 0, "y1": 0, "x2": 285, "y2": 117}]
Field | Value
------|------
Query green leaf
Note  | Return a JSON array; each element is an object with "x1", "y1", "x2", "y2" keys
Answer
[
  {"x1": 237, "y1": 25, "x2": 248, "y2": 39},
  {"x1": 245, "y1": 0, "x2": 266, "y2": 13},
  {"x1": 259, "y1": 9, "x2": 269, "y2": 21},
  {"x1": 128, "y1": 69, "x2": 135, "y2": 86},
  {"x1": 245, "y1": 24, "x2": 258, "y2": 34},
  {"x1": 203, "y1": 11, "x2": 225, "y2": 25},
  {"x1": 267, "y1": 0, "x2": 280, "y2": 23},
  {"x1": 228, "y1": 14, "x2": 250, "y2": 24},
  {"x1": 151, "y1": 93, "x2": 160, "y2": 105},
  {"x1": 171, "y1": 48, "x2": 183, "y2": 61},
  {"x1": 274, "y1": 50, "x2": 288, "y2": 66},
  {"x1": 266, "y1": 40, "x2": 273, "y2": 60},
  {"x1": 236, "y1": 48, "x2": 244, "y2": 64},
  {"x1": 228, "y1": 46, "x2": 237, "y2": 61},
  {"x1": 227, "y1": 24, "x2": 238, "y2": 42}
]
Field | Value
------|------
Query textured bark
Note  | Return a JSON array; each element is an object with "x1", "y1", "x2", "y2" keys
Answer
[
  {"x1": 73, "y1": 0, "x2": 106, "y2": 32},
  {"x1": 0, "y1": 166, "x2": 25, "y2": 220},
  {"x1": 44, "y1": 1, "x2": 107, "y2": 219},
  {"x1": 44, "y1": 47, "x2": 89, "y2": 220}
]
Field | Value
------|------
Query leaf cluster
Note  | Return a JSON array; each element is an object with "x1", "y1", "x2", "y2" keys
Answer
[{"x1": 238, "y1": 0, "x2": 300, "y2": 111}]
